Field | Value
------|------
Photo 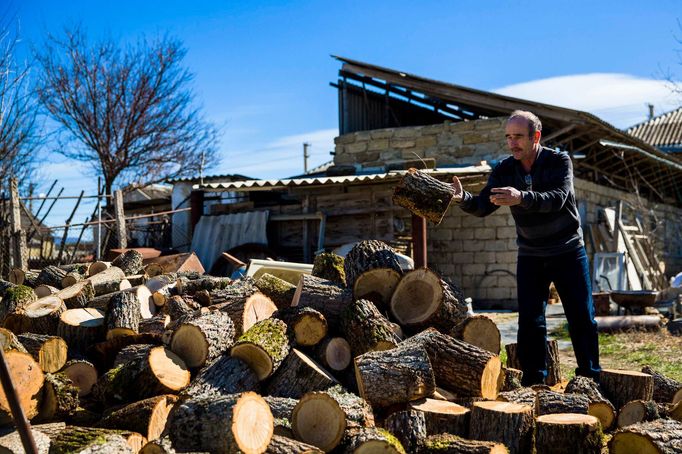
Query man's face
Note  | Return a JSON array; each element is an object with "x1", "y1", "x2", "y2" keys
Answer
[{"x1": 505, "y1": 118, "x2": 539, "y2": 162}]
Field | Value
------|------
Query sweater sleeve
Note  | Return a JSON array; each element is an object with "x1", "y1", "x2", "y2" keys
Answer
[
  {"x1": 459, "y1": 167, "x2": 502, "y2": 218},
  {"x1": 518, "y1": 152, "x2": 573, "y2": 213}
]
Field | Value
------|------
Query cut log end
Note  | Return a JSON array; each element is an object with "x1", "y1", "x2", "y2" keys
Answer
[
  {"x1": 231, "y1": 343, "x2": 272, "y2": 380},
  {"x1": 169, "y1": 324, "x2": 208, "y2": 368},
  {"x1": 148, "y1": 347, "x2": 190, "y2": 392},
  {"x1": 353, "y1": 268, "x2": 401, "y2": 307},
  {"x1": 390, "y1": 269, "x2": 440, "y2": 324},
  {"x1": 232, "y1": 392, "x2": 275, "y2": 454},
  {"x1": 292, "y1": 392, "x2": 345, "y2": 452},
  {"x1": 320, "y1": 337, "x2": 351, "y2": 371}
]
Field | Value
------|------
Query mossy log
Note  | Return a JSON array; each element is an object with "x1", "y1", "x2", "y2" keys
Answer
[
  {"x1": 392, "y1": 168, "x2": 457, "y2": 224},
  {"x1": 535, "y1": 413, "x2": 603, "y2": 454},
  {"x1": 4, "y1": 295, "x2": 66, "y2": 336},
  {"x1": 112, "y1": 249, "x2": 145, "y2": 275},
  {"x1": 57, "y1": 308, "x2": 106, "y2": 356},
  {"x1": 0, "y1": 284, "x2": 36, "y2": 322},
  {"x1": 255, "y1": 273, "x2": 297, "y2": 310},
  {"x1": 291, "y1": 274, "x2": 353, "y2": 329},
  {"x1": 408, "y1": 398, "x2": 470, "y2": 437},
  {"x1": 641, "y1": 365, "x2": 682, "y2": 404},
  {"x1": 505, "y1": 340, "x2": 561, "y2": 386},
  {"x1": 341, "y1": 298, "x2": 399, "y2": 357},
  {"x1": 354, "y1": 342, "x2": 435, "y2": 408},
  {"x1": 265, "y1": 434, "x2": 323, "y2": 454},
  {"x1": 311, "y1": 252, "x2": 345, "y2": 285},
  {"x1": 450, "y1": 314, "x2": 501, "y2": 355},
  {"x1": 176, "y1": 275, "x2": 232, "y2": 296},
  {"x1": 390, "y1": 269, "x2": 467, "y2": 333},
  {"x1": 166, "y1": 392, "x2": 273, "y2": 454},
  {"x1": 48, "y1": 426, "x2": 135, "y2": 454},
  {"x1": 16, "y1": 333, "x2": 67, "y2": 372},
  {"x1": 469, "y1": 401, "x2": 535, "y2": 454},
  {"x1": 36, "y1": 265, "x2": 67, "y2": 288},
  {"x1": 343, "y1": 240, "x2": 401, "y2": 291},
  {"x1": 315, "y1": 336, "x2": 351, "y2": 371},
  {"x1": 382, "y1": 410, "x2": 426, "y2": 453},
  {"x1": 404, "y1": 328, "x2": 501, "y2": 399},
  {"x1": 273, "y1": 306, "x2": 327, "y2": 347},
  {"x1": 608, "y1": 418, "x2": 682, "y2": 453},
  {"x1": 230, "y1": 318, "x2": 290, "y2": 381},
  {"x1": 600, "y1": 369, "x2": 654, "y2": 411},
  {"x1": 0, "y1": 350, "x2": 44, "y2": 424},
  {"x1": 536, "y1": 390, "x2": 589, "y2": 415},
  {"x1": 617, "y1": 400, "x2": 661, "y2": 428},
  {"x1": 182, "y1": 354, "x2": 260, "y2": 398},
  {"x1": 337, "y1": 427, "x2": 406, "y2": 454},
  {"x1": 265, "y1": 349, "x2": 337, "y2": 399},
  {"x1": 61, "y1": 359, "x2": 98, "y2": 397},
  {"x1": 98, "y1": 394, "x2": 178, "y2": 441},
  {"x1": 419, "y1": 434, "x2": 508, "y2": 453},
  {"x1": 36, "y1": 372, "x2": 79, "y2": 422},
  {"x1": 565, "y1": 375, "x2": 616, "y2": 430},
  {"x1": 169, "y1": 310, "x2": 235, "y2": 368}
]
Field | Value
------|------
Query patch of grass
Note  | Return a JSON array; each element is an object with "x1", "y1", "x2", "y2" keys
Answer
[{"x1": 549, "y1": 322, "x2": 570, "y2": 341}]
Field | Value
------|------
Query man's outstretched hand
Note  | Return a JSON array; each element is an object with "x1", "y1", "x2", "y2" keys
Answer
[
  {"x1": 490, "y1": 187, "x2": 522, "y2": 206},
  {"x1": 451, "y1": 176, "x2": 464, "y2": 202}
]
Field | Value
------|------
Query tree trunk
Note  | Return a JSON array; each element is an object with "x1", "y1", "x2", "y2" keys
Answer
[
  {"x1": 337, "y1": 427, "x2": 405, "y2": 454},
  {"x1": 112, "y1": 249, "x2": 144, "y2": 275},
  {"x1": 61, "y1": 359, "x2": 98, "y2": 397},
  {"x1": 341, "y1": 298, "x2": 400, "y2": 357},
  {"x1": 390, "y1": 269, "x2": 467, "y2": 333},
  {"x1": 312, "y1": 252, "x2": 345, "y2": 285},
  {"x1": 565, "y1": 375, "x2": 616, "y2": 430},
  {"x1": 392, "y1": 168, "x2": 457, "y2": 224},
  {"x1": 469, "y1": 400, "x2": 535, "y2": 454},
  {"x1": 182, "y1": 354, "x2": 260, "y2": 399},
  {"x1": 641, "y1": 365, "x2": 682, "y2": 404},
  {"x1": 169, "y1": 310, "x2": 235, "y2": 368},
  {"x1": 600, "y1": 369, "x2": 654, "y2": 411},
  {"x1": 404, "y1": 328, "x2": 501, "y2": 399},
  {"x1": 618, "y1": 400, "x2": 660, "y2": 428},
  {"x1": 535, "y1": 413, "x2": 603, "y2": 454},
  {"x1": 419, "y1": 434, "x2": 508, "y2": 453},
  {"x1": 292, "y1": 274, "x2": 353, "y2": 329},
  {"x1": 382, "y1": 409, "x2": 426, "y2": 453},
  {"x1": 265, "y1": 348, "x2": 337, "y2": 399},
  {"x1": 5, "y1": 295, "x2": 66, "y2": 336},
  {"x1": 354, "y1": 342, "x2": 435, "y2": 408},
  {"x1": 255, "y1": 273, "x2": 297, "y2": 310},
  {"x1": 166, "y1": 393, "x2": 273, "y2": 454},
  {"x1": 58, "y1": 307, "x2": 106, "y2": 356},
  {"x1": 505, "y1": 340, "x2": 561, "y2": 386},
  {"x1": 450, "y1": 314, "x2": 501, "y2": 355},
  {"x1": 609, "y1": 419, "x2": 682, "y2": 453},
  {"x1": 409, "y1": 398, "x2": 470, "y2": 437},
  {"x1": 36, "y1": 372, "x2": 79, "y2": 422},
  {"x1": 273, "y1": 306, "x2": 327, "y2": 347},
  {"x1": 16, "y1": 333, "x2": 67, "y2": 372},
  {"x1": 98, "y1": 394, "x2": 178, "y2": 441},
  {"x1": 536, "y1": 390, "x2": 589, "y2": 415}
]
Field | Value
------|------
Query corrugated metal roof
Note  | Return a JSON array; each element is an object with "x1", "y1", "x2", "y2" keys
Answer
[
  {"x1": 166, "y1": 173, "x2": 254, "y2": 184},
  {"x1": 627, "y1": 107, "x2": 682, "y2": 150},
  {"x1": 194, "y1": 165, "x2": 491, "y2": 191}
]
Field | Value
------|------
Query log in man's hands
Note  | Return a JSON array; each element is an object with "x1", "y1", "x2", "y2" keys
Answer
[{"x1": 490, "y1": 187, "x2": 522, "y2": 206}]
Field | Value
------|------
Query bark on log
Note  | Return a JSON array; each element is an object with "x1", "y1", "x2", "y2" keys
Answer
[
  {"x1": 536, "y1": 390, "x2": 590, "y2": 415},
  {"x1": 565, "y1": 375, "x2": 616, "y2": 430},
  {"x1": 419, "y1": 434, "x2": 508, "y2": 454},
  {"x1": 47, "y1": 426, "x2": 135, "y2": 454},
  {"x1": 390, "y1": 269, "x2": 467, "y2": 333},
  {"x1": 112, "y1": 249, "x2": 145, "y2": 275},
  {"x1": 212, "y1": 292, "x2": 277, "y2": 337},
  {"x1": 469, "y1": 400, "x2": 535, "y2": 454},
  {"x1": 273, "y1": 306, "x2": 327, "y2": 347},
  {"x1": 0, "y1": 327, "x2": 27, "y2": 352},
  {"x1": 383, "y1": 410, "x2": 426, "y2": 453},
  {"x1": 0, "y1": 428, "x2": 51, "y2": 454},
  {"x1": 312, "y1": 252, "x2": 345, "y2": 285},
  {"x1": 87, "y1": 333, "x2": 163, "y2": 372},
  {"x1": 263, "y1": 396, "x2": 298, "y2": 438},
  {"x1": 505, "y1": 340, "x2": 561, "y2": 386},
  {"x1": 265, "y1": 349, "x2": 337, "y2": 399},
  {"x1": 166, "y1": 392, "x2": 273, "y2": 454},
  {"x1": 497, "y1": 387, "x2": 537, "y2": 408},
  {"x1": 169, "y1": 310, "x2": 235, "y2": 368},
  {"x1": 337, "y1": 427, "x2": 406, "y2": 454},
  {"x1": 608, "y1": 418, "x2": 682, "y2": 454},
  {"x1": 0, "y1": 284, "x2": 36, "y2": 323},
  {"x1": 450, "y1": 314, "x2": 501, "y2": 355},
  {"x1": 408, "y1": 398, "x2": 470, "y2": 437},
  {"x1": 230, "y1": 318, "x2": 290, "y2": 381},
  {"x1": 113, "y1": 344, "x2": 156, "y2": 368},
  {"x1": 354, "y1": 342, "x2": 435, "y2": 408},
  {"x1": 106, "y1": 291, "x2": 142, "y2": 338},
  {"x1": 343, "y1": 240, "x2": 402, "y2": 292},
  {"x1": 16, "y1": 333, "x2": 67, "y2": 372},
  {"x1": 58, "y1": 308, "x2": 106, "y2": 356},
  {"x1": 255, "y1": 273, "x2": 297, "y2": 310},
  {"x1": 36, "y1": 265, "x2": 67, "y2": 288},
  {"x1": 671, "y1": 400, "x2": 682, "y2": 422},
  {"x1": 36, "y1": 371, "x2": 79, "y2": 421},
  {"x1": 341, "y1": 298, "x2": 400, "y2": 356},
  {"x1": 600, "y1": 369, "x2": 654, "y2": 411},
  {"x1": 61, "y1": 359, "x2": 98, "y2": 397},
  {"x1": 393, "y1": 168, "x2": 457, "y2": 224},
  {"x1": 266, "y1": 434, "x2": 323, "y2": 454},
  {"x1": 139, "y1": 314, "x2": 170, "y2": 336},
  {"x1": 182, "y1": 354, "x2": 260, "y2": 399},
  {"x1": 292, "y1": 274, "x2": 353, "y2": 329},
  {"x1": 86, "y1": 265, "x2": 129, "y2": 296},
  {"x1": 403, "y1": 328, "x2": 501, "y2": 399},
  {"x1": 641, "y1": 365, "x2": 682, "y2": 404},
  {"x1": 164, "y1": 295, "x2": 197, "y2": 321},
  {"x1": 500, "y1": 367, "x2": 523, "y2": 392},
  {"x1": 535, "y1": 413, "x2": 603, "y2": 454},
  {"x1": 55, "y1": 281, "x2": 97, "y2": 309},
  {"x1": 617, "y1": 400, "x2": 660, "y2": 428},
  {"x1": 4, "y1": 295, "x2": 66, "y2": 336},
  {"x1": 0, "y1": 350, "x2": 44, "y2": 424},
  {"x1": 595, "y1": 315, "x2": 663, "y2": 332},
  {"x1": 98, "y1": 394, "x2": 178, "y2": 441},
  {"x1": 177, "y1": 275, "x2": 233, "y2": 296}
]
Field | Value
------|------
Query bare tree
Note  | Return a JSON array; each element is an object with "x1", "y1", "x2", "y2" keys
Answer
[{"x1": 35, "y1": 26, "x2": 219, "y2": 197}]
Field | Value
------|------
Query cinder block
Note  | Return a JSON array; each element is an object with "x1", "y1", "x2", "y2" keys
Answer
[
  {"x1": 367, "y1": 139, "x2": 389, "y2": 151},
  {"x1": 475, "y1": 228, "x2": 496, "y2": 240},
  {"x1": 335, "y1": 134, "x2": 356, "y2": 145},
  {"x1": 370, "y1": 129, "x2": 394, "y2": 139},
  {"x1": 485, "y1": 241, "x2": 510, "y2": 252},
  {"x1": 462, "y1": 263, "x2": 486, "y2": 276},
  {"x1": 497, "y1": 226, "x2": 517, "y2": 239},
  {"x1": 390, "y1": 139, "x2": 417, "y2": 149},
  {"x1": 346, "y1": 142, "x2": 368, "y2": 153},
  {"x1": 474, "y1": 252, "x2": 495, "y2": 264}
]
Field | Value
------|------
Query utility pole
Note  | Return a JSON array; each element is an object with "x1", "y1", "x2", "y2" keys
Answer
[{"x1": 303, "y1": 142, "x2": 311, "y2": 173}]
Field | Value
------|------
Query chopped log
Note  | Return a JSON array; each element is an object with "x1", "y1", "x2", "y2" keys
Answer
[
  {"x1": 343, "y1": 240, "x2": 402, "y2": 291},
  {"x1": 595, "y1": 315, "x2": 662, "y2": 332},
  {"x1": 34, "y1": 284, "x2": 59, "y2": 298},
  {"x1": 127, "y1": 274, "x2": 148, "y2": 286},
  {"x1": 338, "y1": 427, "x2": 406, "y2": 453},
  {"x1": 341, "y1": 298, "x2": 400, "y2": 356},
  {"x1": 0, "y1": 327, "x2": 27, "y2": 352},
  {"x1": 145, "y1": 252, "x2": 205, "y2": 276},
  {"x1": 535, "y1": 413, "x2": 603, "y2": 454},
  {"x1": 0, "y1": 284, "x2": 36, "y2": 322},
  {"x1": 112, "y1": 249, "x2": 145, "y2": 275},
  {"x1": 139, "y1": 313, "x2": 170, "y2": 336},
  {"x1": 565, "y1": 375, "x2": 616, "y2": 430},
  {"x1": 48, "y1": 426, "x2": 135, "y2": 453},
  {"x1": 266, "y1": 434, "x2": 323, "y2": 454},
  {"x1": 641, "y1": 365, "x2": 682, "y2": 404},
  {"x1": 164, "y1": 295, "x2": 197, "y2": 320},
  {"x1": 114, "y1": 344, "x2": 156, "y2": 368},
  {"x1": 263, "y1": 396, "x2": 298, "y2": 437},
  {"x1": 61, "y1": 359, "x2": 98, "y2": 397},
  {"x1": 183, "y1": 354, "x2": 260, "y2": 398},
  {"x1": 106, "y1": 291, "x2": 142, "y2": 338},
  {"x1": 315, "y1": 337, "x2": 352, "y2": 372},
  {"x1": 354, "y1": 342, "x2": 435, "y2": 408},
  {"x1": 87, "y1": 333, "x2": 163, "y2": 372},
  {"x1": 383, "y1": 409, "x2": 426, "y2": 453},
  {"x1": 393, "y1": 168, "x2": 456, "y2": 224},
  {"x1": 169, "y1": 310, "x2": 235, "y2": 368},
  {"x1": 469, "y1": 401, "x2": 535, "y2": 454},
  {"x1": 536, "y1": 390, "x2": 589, "y2": 415},
  {"x1": 8, "y1": 268, "x2": 38, "y2": 287},
  {"x1": 230, "y1": 318, "x2": 290, "y2": 380},
  {"x1": 98, "y1": 394, "x2": 178, "y2": 441},
  {"x1": 420, "y1": 434, "x2": 508, "y2": 453},
  {"x1": 500, "y1": 367, "x2": 523, "y2": 392},
  {"x1": 311, "y1": 252, "x2": 345, "y2": 285},
  {"x1": 4, "y1": 295, "x2": 66, "y2": 335},
  {"x1": 0, "y1": 428, "x2": 51, "y2": 453},
  {"x1": 609, "y1": 418, "x2": 682, "y2": 453},
  {"x1": 408, "y1": 398, "x2": 469, "y2": 437},
  {"x1": 87, "y1": 260, "x2": 111, "y2": 276},
  {"x1": 290, "y1": 392, "x2": 345, "y2": 452},
  {"x1": 86, "y1": 265, "x2": 128, "y2": 296},
  {"x1": 273, "y1": 306, "x2": 327, "y2": 347},
  {"x1": 176, "y1": 275, "x2": 232, "y2": 296},
  {"x1": 255, "y1": 273, "x2": 297, "y2": 310},
  {"x1": 403, "y1": 328, "x2": 501, "y2": 399},
  {"x1": 16, "y1": 333, "x2": 67, "y2": 372},
  {"x1": 64, "y1": 406, "x2": 102, "y2": 427},
  {"x1": 505, "y1": 340, "x2": 561, "y2": 386},
  {"x1": 431, "y1": 387, "x2": 458, "y2": 402},
  {"x1": 0, "y1": 350, "x2": 44, "y2": 424},
  {"x1": 57, "y1": 307, "x2": 106, "y2": 355},
  {"x1": 497, "y1": 387, "x2": 537, "y2": 407},
  {"x1": 36, "y1": 265, "x2": 67, "y2": 288},
  {"x1": 61, "y1": 270, "x2": 85, "y2": 288},
  {"x1": 166, "y1": 392, "x2": 273, "y2": 454},
  {"x1": 294, "y1": 275, "x2": 350, "y2": 320},
  {"x1": 54, "y1": 280, "x2": 96, "y2": 309},
  {"x1": 36, "y1": 372, "x2": 79, "y2": 421},
  {"x1": 600, "y1": 369, "x2": 654, "y2": 410},
  {"x1": 265, "y1": 349, "x2": 337, "y2": 399},
  {"x1": 390, "y1": 269, "x2": 467, "y2": 332},
  {"x1": 618, "y1": 400, "x2": 660, "y2": 428},
  {"x1": 450, "y1": 314, "x2": 501, "y2": 355},
  {"x1": 354, "y1": 268, "x2": 402, "y2": 309},
  {"x1": 212, "y1": 292, "x2": 277, "y2": 337},
  {"x1": 92, "y1": 346, "x2": 190, "y2": 406}
]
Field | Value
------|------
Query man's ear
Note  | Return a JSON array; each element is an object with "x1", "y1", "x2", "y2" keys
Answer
[{"x1": 533, "y1": 130, "x2": 541, "y2": 144}]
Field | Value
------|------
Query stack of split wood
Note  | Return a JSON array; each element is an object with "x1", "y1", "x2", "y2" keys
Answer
[{"x1": 0, "y1": 243, "x2": 681, "y2": 453}]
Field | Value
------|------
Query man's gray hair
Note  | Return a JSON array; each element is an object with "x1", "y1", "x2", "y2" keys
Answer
[{"x1": 508, "y1": 110, "x2": 542, "y2": 138}]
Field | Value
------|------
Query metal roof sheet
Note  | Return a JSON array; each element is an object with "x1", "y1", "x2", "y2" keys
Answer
[{"x1": 627, "y1": 107, "x2": 682, "y2": 149}]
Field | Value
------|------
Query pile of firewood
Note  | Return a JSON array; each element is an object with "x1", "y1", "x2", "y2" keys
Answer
[{"x1": 0, "y1": 242, "x2": 681, "y2": 453}]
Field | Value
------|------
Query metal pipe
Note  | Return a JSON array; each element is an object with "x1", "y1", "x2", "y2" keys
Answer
[{"x1": 0, "y1": 348, "x2": 38, "y2": 454}]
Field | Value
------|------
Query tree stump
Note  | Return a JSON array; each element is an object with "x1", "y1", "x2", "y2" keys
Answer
[
  {"x1": 315, "y1": 336, "x2": 352, "y2": 371},
  {"x1": 641, "y1": 365, "x2": 682, "y2": 404},
  {"x1": 312, "y1": 252, "x2": 345, "y2": 285},
  {"x1": 36, "y1": 372, "x2": 79, "y2": 422},
  {"x1": 255, "y1": 273, "x2": 297, "y2": 310},
  {"x1": 16, "y1": 333, "x2": 67, "y2": 372},
  {"x1": 409, "y1": 398, "x2": 470, "y2": 437},
  {"x1": 382, "y1": 409, "x2": 426, "y2": 453},
  {"x1": 273, "y1": 306, "x2": 328, "y2": 347},
  {"x1": 403, "y1": 328, "x2": 501, "y2": 399},
  {"x1": 265, "y1": 349, "x2": 337, "y2": 399},
  {"x1": 230, "y1": 318, "x2": 290, "y2": 380},
  {"x1": 420, "y1": 433, "x2": 508, "y2": 453},
  {"x1": 565, "y1": 375, "x2": 616, "y2": 430},
  {"x1": 98, "y1": 394, "x2": 178, "y2": 441},
  {"x1": 292, "y1": 274, "x2": 352, "y2": 328},
  {"x1": 392, "y1": 168, "x2": 457, "y2": 224},
  {"x1": 390, "y1": 269, "x2": 467, "y2": 333},
  {"x1": 505, "y1": 340, "x2": 561, "y2": 386},
  {"x1": 169, "y1": 310, "x2": 235, "y2": 368},
  {"x1": 112, "y1": 249, "x2": 145, "y2": 275},
  {"x1": 61, "y1": 359, "x2": 99, "y2": 397},
  {"x1": 469, "y1": 400, "x2": 535, "y2": 454},
  {"x1": 536, "y1": 390, "x2": 590, "y2": 415},
  {"x1": 609, "y1": 418, "x2": 682, "y2": 453},
  {"x1": 450, "y1": 314, "x2": 501, "y2": 355},
  {"x1": 0, "y1": 350, "x2": 44, "y2": 424},
  {"x1": 341, "y1": 298, "x2": 400, "y2": 357},
  {"x1": 600, "y1": 369, "x2": 654, "y2": 411},
  {"x1": 535, "y1": 413, "x2": 603, "y2": 454},
  {"x1": 617, "y1": 400, "x2": 660, "y2": 428}
]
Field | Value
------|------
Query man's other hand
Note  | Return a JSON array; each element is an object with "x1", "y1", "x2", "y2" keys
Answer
[
  {"x1": 451, "y1": 176, "x2": 464, "y2": 202},
  {"x1": 490, "y1": 187, "x2": 522, "y2": 206}
]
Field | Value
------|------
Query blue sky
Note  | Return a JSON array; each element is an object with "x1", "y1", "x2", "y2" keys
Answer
[{"x1": 12, "y1": 0, "x2": 682, "y2": 227}]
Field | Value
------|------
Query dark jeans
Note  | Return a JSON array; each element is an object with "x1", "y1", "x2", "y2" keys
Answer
[{"x1": 516, "y1": 246, "x2": 601, "y2": 385}]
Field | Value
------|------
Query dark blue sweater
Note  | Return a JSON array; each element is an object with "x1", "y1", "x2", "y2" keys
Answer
[{"x1": 459, "y1": 147, "x2": 583, "y2": 257}]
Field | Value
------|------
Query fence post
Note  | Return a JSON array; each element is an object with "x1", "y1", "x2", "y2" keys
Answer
[
  {"x1": 9, "y1": 179, "x2": 27, "y2": 270},
  {"x1": 114, "y1": 190, "x2": 127, "y2": 249}
]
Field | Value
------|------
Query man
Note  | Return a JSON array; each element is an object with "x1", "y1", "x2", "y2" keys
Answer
[{"x1": 451, "y1": 110, "x2": 600, "y2": 385}]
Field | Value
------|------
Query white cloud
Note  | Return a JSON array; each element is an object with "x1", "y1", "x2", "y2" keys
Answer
[{"x1": 494, "y1": 73, "x2": 681, "y2": 129}]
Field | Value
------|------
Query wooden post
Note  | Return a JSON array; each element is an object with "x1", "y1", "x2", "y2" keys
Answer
[
  {"x1": 190, "y1": 190, "x2": 204, "y2": 236},
  {"x1": 9, "y1": 178, "x2": 28, "y2": 269},
  {"x1": 113, "y1": 190, "x2": 127, "y2": 249},
  {"x1": 302, "y1": 196, "x2": 310, "y2": 263},
  {"x1": 412, "y1": 214, "x2": 427, "y2": 268}
]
